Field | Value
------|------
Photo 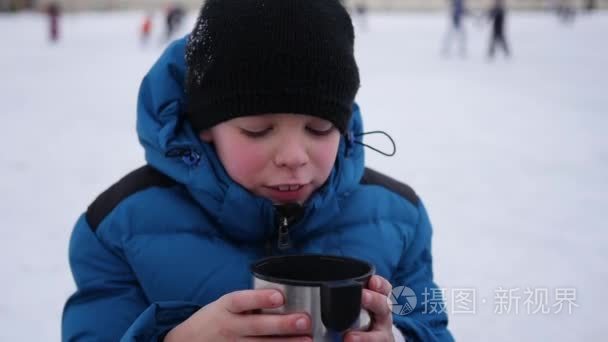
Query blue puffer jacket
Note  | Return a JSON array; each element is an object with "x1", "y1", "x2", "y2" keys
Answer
[{"x1": 62, "y1": 37, "x2": 453, "y2": 342}]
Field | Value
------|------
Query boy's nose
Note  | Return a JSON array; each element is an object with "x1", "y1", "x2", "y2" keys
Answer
[{"x1": 274, "y1": 138, "x2": 309, "y2": 169}]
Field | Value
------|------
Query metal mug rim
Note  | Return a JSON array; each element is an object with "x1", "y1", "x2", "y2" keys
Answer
[{"x1": 251, "y1": 254, "x2": 375, "y2": 287}]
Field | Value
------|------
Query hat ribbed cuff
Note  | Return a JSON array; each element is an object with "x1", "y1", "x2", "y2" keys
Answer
[{"x1": 187, "y1": 91, "x2": 353, "y2": 133}]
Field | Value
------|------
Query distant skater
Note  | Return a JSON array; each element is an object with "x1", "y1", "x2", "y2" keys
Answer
[
  {"x1": 354, "y1": 1, "x2": 369, "y2": 30},
  {"x1": 165, "y1": 4, "x2": 185, "y2": 41},
  {"x1": 140, "y1": 12, "x2": 153, "y2": 45},
  {"x1": 488, "y1": 0, "x2": 510, "y2": 59},
  {"x1": 47, "y1": 2, "x2": 61, "y2": 43},
  {"x1": 441, "y1": 0, "x2": 467, "y2": 58}
]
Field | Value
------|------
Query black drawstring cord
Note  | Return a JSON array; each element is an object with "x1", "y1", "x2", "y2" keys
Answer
[{"x1": 349, "y1": 130, "x2": 397, "y2": 157}]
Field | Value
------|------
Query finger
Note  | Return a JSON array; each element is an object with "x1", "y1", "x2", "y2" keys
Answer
[
  {"x1": 239, "y1": 313, "x2": 312, "y2": 337},
  {"x1": 344, "y1": 330, "x2": 392, "y2": 342},
  {"x1": 222, "y1": 289, "x2": 284, "y2": 313},
  {"x1": 239, "y1": 336, "x2": 312, "y2": 342},
  {"x1": 369, "y1": 275, "x2": 392, "y2": 296},
  {"x1": 362, "y1": 289, "x2": 393, "y2": 329}
]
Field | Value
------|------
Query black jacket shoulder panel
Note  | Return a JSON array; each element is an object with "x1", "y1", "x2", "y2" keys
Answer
[
  {"x1": 360, "y1": 167, "x2": 420, "y2": 206},
  {"x1": 85, "y1": 165, "x2": 177, "y2": 231}
]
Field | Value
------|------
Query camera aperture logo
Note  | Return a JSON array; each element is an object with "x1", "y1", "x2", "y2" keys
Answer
[{"x1": 389, "y1": 286, "x2": 417, "y2": 315}]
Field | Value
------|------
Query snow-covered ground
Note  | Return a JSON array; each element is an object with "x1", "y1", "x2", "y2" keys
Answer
[{"x1": 1, "y1": 9, "x2": 606, "y2": 341}]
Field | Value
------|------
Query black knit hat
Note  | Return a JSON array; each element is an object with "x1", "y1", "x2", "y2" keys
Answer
[{"x1": 185, "y1": 0, "x2": 360, "y2": 133}]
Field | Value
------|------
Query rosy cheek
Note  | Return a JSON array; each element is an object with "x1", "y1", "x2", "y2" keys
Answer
[
  {"x1": 314, "y1": 139, "x2": 340, "y2": 176},
  {"x1": 320, "y1": 154, "x2": 337, "y2": 177},
  {"x1": 224, "y1": 143, "x2": 269, "y2": 185}
]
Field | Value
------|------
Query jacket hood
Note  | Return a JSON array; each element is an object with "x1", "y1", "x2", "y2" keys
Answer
[{"x1": 136, "y1": 37, "x2": 366, "y2": 244}]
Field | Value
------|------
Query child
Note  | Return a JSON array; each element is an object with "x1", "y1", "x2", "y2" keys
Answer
[{"x1": 62, "y1": 0, "x2": 454, "y2": 341}]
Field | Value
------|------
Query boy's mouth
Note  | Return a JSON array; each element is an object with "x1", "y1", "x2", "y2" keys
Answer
[
  {"x1": 263, "y1": 183, "x2": 312, "y2": 203},
  {"x1": 273, "y1": 184, "x2": 304, "y2": 192}
]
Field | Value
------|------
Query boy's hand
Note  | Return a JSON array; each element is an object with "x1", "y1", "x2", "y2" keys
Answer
[
  {"x1": 344, "y1": 275, "x2": 395, "y2": 342},
  {"x1": 164, "y1": 289, "x2": 312, "y2": 342}
]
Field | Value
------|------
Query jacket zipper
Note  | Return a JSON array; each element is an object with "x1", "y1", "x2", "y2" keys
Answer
[
  {"x1": 277, "y1": 216, "x2": 292, "y2": 251},
  {"x1": 264, "y1": 203, "x2": 304, "y2": 255},
  {"x1": 264, "y1": 213, "x2": 292, "y2": 256}
]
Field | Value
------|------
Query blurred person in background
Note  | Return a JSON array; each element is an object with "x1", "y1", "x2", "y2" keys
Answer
[
  {"x1": 556, "y1": 0, "x2": 576, "y2": 23},
  {"x1": 354, "y1": 1, "x2": 369, "y2": 31},
  {"x1": 585, "y1": 0, "x2": 596, "y2": 12},
  {"x1": 46, "y1": 1, "x2": 60, "y2": 43},
  {"x1": 140, "y1": 11, "x2": 153, "y2": 46},
  {"x1": 441, "y1": 0, "x2": 468, "y2": 58},
  {"x1": 165, "y1": 3, "x2": 185, "y2": 41},
  {"x1": 487, "y1": 0, "x2": 510, "y2": 60}
]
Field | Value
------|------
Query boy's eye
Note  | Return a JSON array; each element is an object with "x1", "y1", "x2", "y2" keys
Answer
[
  {"x1": 240, "y1": 127, "x2": 272, "y2": 138},
  {"x1": 306, "y1": 125, "x2": 335, "y2": 136}
]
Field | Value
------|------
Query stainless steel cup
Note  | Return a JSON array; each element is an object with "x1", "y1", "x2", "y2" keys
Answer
[{"x1": 251, "y1": 254, "x2": 375, "y2": 341}]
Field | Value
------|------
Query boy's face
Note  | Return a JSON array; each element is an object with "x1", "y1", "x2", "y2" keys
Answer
[{"x1": 200, "y1": 114, "x2": 341, "y2": 204}]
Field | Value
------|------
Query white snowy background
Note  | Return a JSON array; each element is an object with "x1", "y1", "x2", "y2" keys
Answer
[{"x1": 0, "y1": 9, "x2": 606, "y2": 341}]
